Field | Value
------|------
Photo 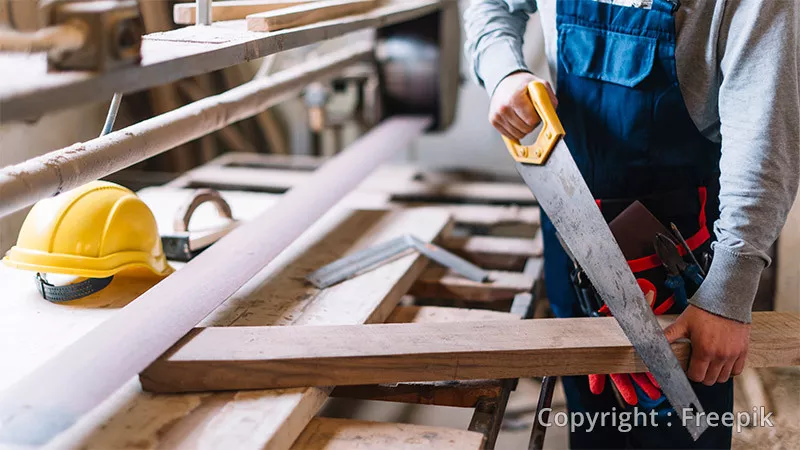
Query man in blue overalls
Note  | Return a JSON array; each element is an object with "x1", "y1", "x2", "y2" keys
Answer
[{"x1": 465, "y1": 0, "x2": 799, "y2": 448}]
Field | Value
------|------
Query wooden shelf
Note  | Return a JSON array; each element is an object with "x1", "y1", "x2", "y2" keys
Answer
[{"x1": 0, "y1": 0, "x2": 443, "y2": 124}]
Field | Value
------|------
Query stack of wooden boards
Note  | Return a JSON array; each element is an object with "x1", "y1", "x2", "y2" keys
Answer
[
  {"x1": 174, "y1": 0, "x2": 380, "y2": 32},
  {"x1": 0, "y1": 156, "x2": 547, "y2": 449},
  {"x1": 3, "y1": 153, "x2": 798, "y2": 449}
]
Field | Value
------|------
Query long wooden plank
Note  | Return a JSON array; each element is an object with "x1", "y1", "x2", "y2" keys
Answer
[
  {"x1": 410, "y1": 268, "x2": 536, "y2": 301},
  {"x1": 0, "y1": 0, "x2": 445, "y2": 123},
  {"x1": 331, "y1": 305, "x2": 519, "y2": 407},
  {"x1": 140, "y1": 312, "x2": 800, "y2": 392},
  {"x1": 247, "y1": 0, "x2": 378, "y2": 32},
  {"x1": 175, "y1": 0, "x2": 314, "y2": 25},
  {"x1": 290, "y1": 418, "x2": 484, "y2": 449},
  {"x1": 0, "y1": 117, "x2": 431, "y2": 447}
]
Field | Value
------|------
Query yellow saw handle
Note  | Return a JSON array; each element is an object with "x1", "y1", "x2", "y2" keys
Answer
[{"x1": 502, "y1": 81, "x2": 566, "y2": 165}]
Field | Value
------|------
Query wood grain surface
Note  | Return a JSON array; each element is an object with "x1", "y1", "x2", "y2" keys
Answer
[
  {"x1": 141, "y1": 312, "x2": 800, "y2": 393},
  {"x1": 247, "y1": 0, "x2": 377, "y2": 32},
  {"x1": 174, "y1": 0, "x2": 315, "y2": 25},
  {"x1": 289, "y1": 417, "x2": 484, "y2": 449},
  {"x1": 410, "y1": 268, "x2": 537, "y2": 302}
]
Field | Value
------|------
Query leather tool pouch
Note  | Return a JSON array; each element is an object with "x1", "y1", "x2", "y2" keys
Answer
[{"x1": 571, "y1": 188, "x2": 714, "y2": 317}]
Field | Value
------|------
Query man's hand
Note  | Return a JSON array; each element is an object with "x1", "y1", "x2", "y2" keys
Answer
[
  {"x1": 664, "y1": 305, "x2": 751, "y2": 385},
  {"x1": 489, "y1": 72, "x2": 557, "y2": 140}
]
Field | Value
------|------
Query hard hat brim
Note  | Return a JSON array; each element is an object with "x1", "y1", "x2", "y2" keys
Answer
[{"x1": 3, "y1": 246, "x2": 173, "y2": 279}]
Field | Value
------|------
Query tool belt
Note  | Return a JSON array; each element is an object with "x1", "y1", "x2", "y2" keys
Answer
[{"x1": 569, "y1": 188, "x2": 714, "y2": 317}]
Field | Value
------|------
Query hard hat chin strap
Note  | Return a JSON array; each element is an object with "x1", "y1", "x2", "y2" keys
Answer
[{"x1": 35, "y1": 273, "x2": 114, "y2": 302}]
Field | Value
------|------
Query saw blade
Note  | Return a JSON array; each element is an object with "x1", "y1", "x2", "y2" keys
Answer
[{"x1": 515, "y1": 141, "x2": 708, "y2": 440}]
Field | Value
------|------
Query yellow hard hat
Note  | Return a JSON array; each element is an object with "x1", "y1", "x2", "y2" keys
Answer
[{"x1": 4, "y1": 181, "x2": 173, "y2": 279}]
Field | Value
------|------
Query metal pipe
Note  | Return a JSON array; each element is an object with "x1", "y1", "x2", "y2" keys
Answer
[
  {"x1": 0, "y1": 116, "x2": 433, "y2": 446},
  {"x1": 196, "y1": 0, "x2": 212, "y2": 25},
  {"x1": 0, "y1": 42, "x2": 374, "y2": 219},
  {"x1": 100, "y1": 93, "x2": 123, "y2": 137}
]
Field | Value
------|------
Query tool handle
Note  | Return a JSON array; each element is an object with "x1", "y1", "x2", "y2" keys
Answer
[
  {"x1": 685, "y1": 264, "x2": 705, "y2": 286},
  {"x1": 502, "y1": 81, "x2": 566, "y2": 165},
  {"x1": 174, "y1": 189, "x2": 234, "y2": 232},
  {"x1": 664, "y1": 275, "x2": 689, "y2": 309}
]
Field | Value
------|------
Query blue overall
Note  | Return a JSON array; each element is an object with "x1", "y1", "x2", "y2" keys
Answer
[{"x1": 543, "y1": 0, "x2": 734, "y2": 447}]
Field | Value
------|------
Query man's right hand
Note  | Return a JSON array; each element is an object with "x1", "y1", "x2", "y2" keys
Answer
[{"x1": 489, "y1": 71, "x2": 558, "y2": 141}]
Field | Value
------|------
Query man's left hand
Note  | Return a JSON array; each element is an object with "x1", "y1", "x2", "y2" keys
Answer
[{"x1": 664, "y1": 305, "x2": 750, "y2": 385}]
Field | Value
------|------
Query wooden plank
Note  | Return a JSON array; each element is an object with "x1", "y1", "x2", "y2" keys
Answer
[
  {"x1": 175, "y1": 0, "x2": 314, "y2": 25},
  {"x1": 0, "y1": 0, "x2": 445, "y2": 123},
  {"x1": 289, "y1": 417, "x2": 484, "y2": 449},
  {"x1": 140, "y1": 312, "x2": 800, "y2": 392},
  {"x1": 214, "y1": 152, "x2": 327, "y2": 170},
  {"x1": 410, "y1": 268, "x2": 536, "y2": 301},
  {"x1": 330, "y1": 379, "x2": 505, "y2": 408},
  {"x1": 172, "y1": 165, "x2": 534, "y2": 205},
  {"x1": 384, "y1": 305, "x2": 521, "y2": 323},
  {"x1": 444, "y1": 234, "x2": 543, "y2": 270},
  {"x1": 424, "y1": 205, "x2": 540, "y2": 228},
  {"x1": 390, "y1": 181, "x2": 536, "y2": 206},
  {"x1": 172, "y1": 164, "x2": 420, "y2": 191},
  {"x1": 0, "y1": 118, "x2": 432, "y2": 447},
  {"x1": 247, "y1": 0, "x2": 378, "y2": 32},
  {"x1": 331, "y1": 305, "x2": 518, "y2": 407}
]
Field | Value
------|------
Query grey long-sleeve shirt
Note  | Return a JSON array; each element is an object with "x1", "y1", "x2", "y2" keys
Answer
[{"x1": 465, "y1": 0, "x2": 800, "y2": 323}]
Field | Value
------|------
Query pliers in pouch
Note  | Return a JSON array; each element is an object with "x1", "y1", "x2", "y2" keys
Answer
[{"x1": 654, "y1": 233, "x2": 705, "y2": 308}]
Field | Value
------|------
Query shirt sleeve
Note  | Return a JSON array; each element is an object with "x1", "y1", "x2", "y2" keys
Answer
[
  {"x1": 463, "y1": 0, "x2": 537, "y2": 96},
  {"x1": 689, "y1": 0, "x2": 800, "y2": 323}
]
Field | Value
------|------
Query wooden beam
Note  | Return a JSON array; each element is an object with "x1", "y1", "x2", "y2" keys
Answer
[
  {"x1": 0, "y1": 0, "x2": 444, "y2": 123},
  {"x1": 384, "y1": 305, "x2": 521, "y2": 323},
  {"x1": 140, "y1": 312, "x2": 800, "y2": 393},
  {"x1": 331, "y1": 305, "x2": 519, "y2": 407},
  {"x1": 429, "y1": 204, "x2": 540, "y2": 228},
  {"x1": 174, "y1": 0, "x2": 314, "y2": 25},
  {"x1": 330, "y1": 379, "x2": 506, "y2": 408},
  {"x1": 410, "y1": 268, "x2": 536, "y2": 301},
  {"x1": 0, "y1": 117, "x2": 432, "y2": 447},
  {"x1": 444, "y1": 234, "x2": 543, "y2": 270},
  {"x1": 290, "y1": 417, "x2": 484, "y2": 449},
  {"x1": 169, "y1": 165, "x2": 535, "y2": 205},
  {"x1": 247, "y1": 0, "x2": 377, "y2": 32},
  {"x1": 390, "y1": 181, "x2": 536, "y2": 206}
]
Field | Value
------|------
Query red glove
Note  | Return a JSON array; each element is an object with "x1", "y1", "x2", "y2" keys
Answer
[{"x1": 588, "y1": 282, "x2": 663, "y2": 406}]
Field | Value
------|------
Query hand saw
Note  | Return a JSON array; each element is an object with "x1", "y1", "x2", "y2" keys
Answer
[{"x1": 504, "y1": 82, "x2": 707, "y2": 440}]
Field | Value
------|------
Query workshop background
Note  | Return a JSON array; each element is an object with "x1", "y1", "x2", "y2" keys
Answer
[{"x1": 0, "y1": 1, "x2": 798, "y2": 449}]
